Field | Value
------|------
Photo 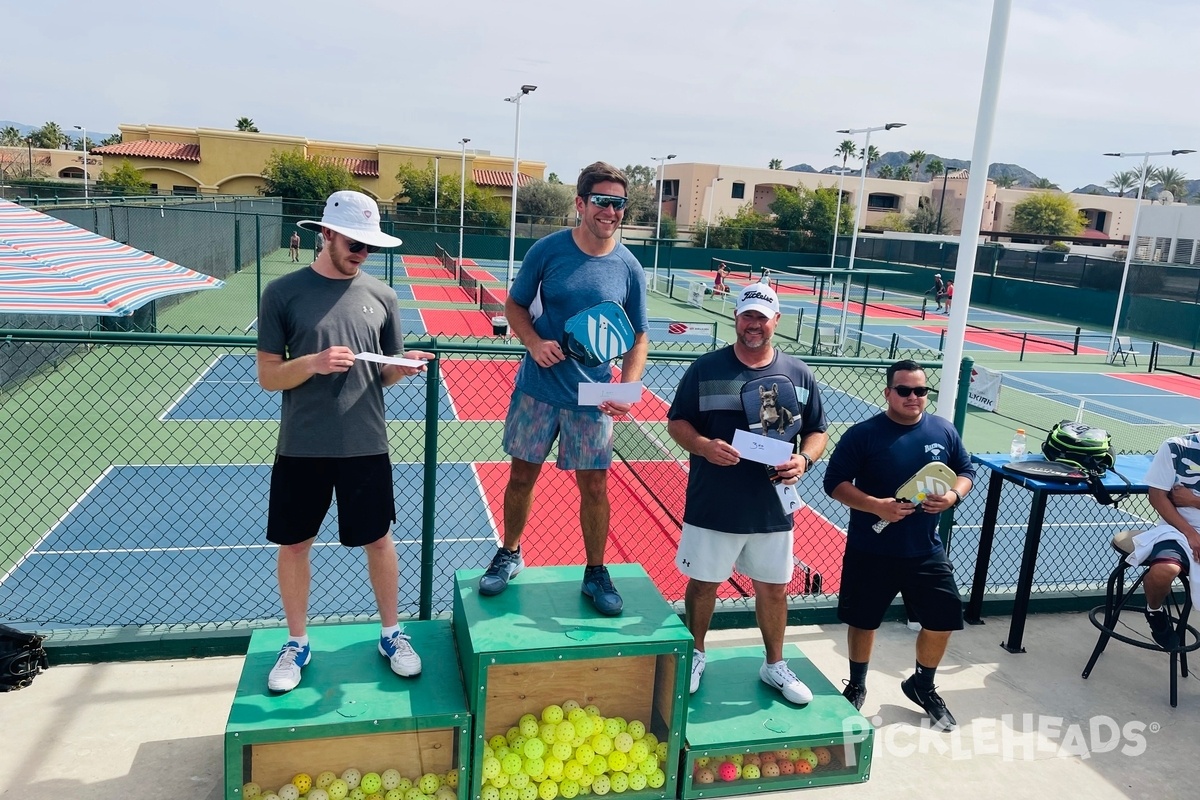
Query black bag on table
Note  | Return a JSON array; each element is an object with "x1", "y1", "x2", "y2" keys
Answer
[
  {"x1": 1041, "y1": 420, "x2": 1129, "y2": 507},
  {"x1": 0, "y1": 623, "x2": 48, "y2": 691}
]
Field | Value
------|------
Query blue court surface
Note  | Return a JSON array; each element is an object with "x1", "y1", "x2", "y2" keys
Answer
[
  {"x1": 0, "y1": 464, "x2": 496, "y2": 626},
  {"x1": 161, "y1": 354, "x2": 454, "y2": 421},
  {"x1": 1000, "y1": 370, "x2": 1200, "y2": 426}
]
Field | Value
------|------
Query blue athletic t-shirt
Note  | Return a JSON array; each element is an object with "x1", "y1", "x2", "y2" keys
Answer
[
  {"x1": 509, "y1": 229, "x2": 649, "y2": 409},
  {"x1": 823, "y1": 412, "x2": 975, "y2": 557}
]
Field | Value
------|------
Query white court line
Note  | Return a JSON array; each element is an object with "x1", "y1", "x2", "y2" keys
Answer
[
  {"x1": 244, "y1": 316, "x2": 258, "y2": 332},
  {"x1": 158, "y1": 352, "x2": 234, "y2": 422},
  {"x1": 0, "y1": 466, "x2": 113, "y2": 586}
]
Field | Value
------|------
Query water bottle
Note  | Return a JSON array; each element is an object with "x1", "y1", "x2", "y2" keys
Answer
[{"x1": 1010, "y1": 429, "x2": 1027, "y2": 461}]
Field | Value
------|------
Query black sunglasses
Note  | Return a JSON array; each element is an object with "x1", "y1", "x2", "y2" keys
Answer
[
  {"x1": 346, "y1": 238, "x2": 380, "y2": 254},
  {"x1": 890, "y1": 385, "x2": 930, "y2": 397},
  {"x1": 587, "y1": 193, "x2": 629, "y2": 211}
]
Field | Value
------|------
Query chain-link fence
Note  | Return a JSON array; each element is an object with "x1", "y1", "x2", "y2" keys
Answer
[{"x1": 1, "y1": 328, "x2": 1155, "y2": 635}]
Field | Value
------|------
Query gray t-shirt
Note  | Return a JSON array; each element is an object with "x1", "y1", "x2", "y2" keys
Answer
[
  {"x1": 509, "y1": 229, "x2": 649, "y2": 409},
  {"x1": 258, "y1": 267, "x2": 403, "y2": 457}
]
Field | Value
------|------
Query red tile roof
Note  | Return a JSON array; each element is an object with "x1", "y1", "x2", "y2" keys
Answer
[
  {"x1": 92, "y1": 140, "x2": 201, "y2": 162},
  {"x1": 320, "y1": 156, "x2": 379, "y2": 177},
  {"x1": 474, "y1": 169, "x2": 534, "y2": 188}
]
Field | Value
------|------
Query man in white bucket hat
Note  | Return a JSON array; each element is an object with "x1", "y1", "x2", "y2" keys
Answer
[{"x1": 257, "y1": 190, "x2": 434, "y2": 692}]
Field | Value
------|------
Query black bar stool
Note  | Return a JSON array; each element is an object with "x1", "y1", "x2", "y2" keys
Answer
[{"x1": 1082, "y1": 529, "x2": 1200, "y2": 706}]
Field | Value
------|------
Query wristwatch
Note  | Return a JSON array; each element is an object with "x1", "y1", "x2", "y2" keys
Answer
[
  {"x1": 799, "y1": 452, "x2": 814, "y2": 471},
  {"x1": 948, "y1": 488, "x2": 963, "y2": 508}
]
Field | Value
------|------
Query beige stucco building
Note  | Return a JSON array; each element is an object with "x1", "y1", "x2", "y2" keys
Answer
[
  {"x1": 92, "y1": 124, "x2": 545, "y2": 202},
  {"x1": 0, "y1": 144, "x2": 102, "y2": 184},
  {"x1": 662, "y1": 162, "x2": 1145, "y2": 242}
]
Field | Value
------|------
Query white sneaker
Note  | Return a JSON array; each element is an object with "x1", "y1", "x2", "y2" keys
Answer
[
  {"x1": 267, "y1": 641, "x2": 311, "y2": 692},
  {"x1": 690, "y1": 650, "x2": 706, "y2": 694},
  {"x1": 380, "y1": 631, "x2": 422, "y2": 677},
  {"x1": 759, "y1": 660, "x2": 813, "y2": 705},
  {"x1": 906, "y1": 620, "x2": 923, "y2": 632}
]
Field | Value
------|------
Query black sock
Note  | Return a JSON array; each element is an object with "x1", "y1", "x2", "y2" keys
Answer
[
  {"x1": 849, "y1": 659, "x2": 868, "y2": 686},
  {"x1": 914, "y1": 660, "x2": 936, "y2": 690}
]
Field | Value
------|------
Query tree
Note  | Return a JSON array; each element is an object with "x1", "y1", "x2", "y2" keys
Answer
[
  {"x1": 905, "y1": 204, "x2": 949, "y2": 235},
  {"x1": 834, "y1": 139, "x2": 857, "y2": 170},
  {"x1": 895, "y1": 164, "x2": 914, "y2": 181},
  {"x1": 1030, "y1": 177, "x2": 1059, "y2": 190},
  {"x1": 1152, "y1": 166, "x2": 1189, "y2": 200},
  {"x1": 862, "y1": 145, "x2": 881, "y2": 172},
  {"x1": 993, "y1": 174, "x2": 1017, "y2": 189},
  {"x1": 236, "y1": 117, "x2": 259, "y2": 132},
  {"x1": 1105, "y1": 169, "x2": 1138, "y2": 197},
  {"x1": 768, "y1": 158, "x2": 783, "y2": 170},
  {"x1": 70, "y1": 135, "x2": 94, "y2": 152},
  {"x1": 877, "y1": 164, "x2": 895, "y2": 180},
  {"x1": 99, "y1": 132, "x2": 122, "y2": 147},
  {"x1": 0, "y1": 125, "x2": 23, "y2": 146},
  {"x1": 927, "y1": 158, "x2": 945, "y2": 180},
  {"x1": 695, "y1": 204, "x2": 773, "y2": 249},
  {"x1": 261, "y1": 149, "x2": 360, "y2": 201},
  {"x1": 622, "y1": 164, "x2": 655, "y2": 188},
  {"x1": 393, "y1": 161, "x2": 509, "y2": 230},
  {"x1": 518, "y1": 180, "x2": 574, "y2": 223},
  {"x1": 908, "y1": 150, "x2": 927, "y2": 179},
  {"x1": 547, "y1": 172, "x2": 562, "y2": 184},
  {"x1": 1009, "y1": 191, "x2": 1085, "y2": 236},
  {"x1": 97, "y1": 159, "x2": 151, "y2": 195},
  {"x1": 30, "y1": 121, "x2": 66, "y2": 149}
]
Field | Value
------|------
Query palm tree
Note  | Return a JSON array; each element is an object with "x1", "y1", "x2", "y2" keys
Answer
[
  {"x1": 895, "y1": 164, "x2": 914, "y2": 181},
  {"x1": 927, "y1": 158, "x2": 945, "y2": 180},
  {"x1": 31, "y1": 121, "x2": 66, "y2": 149},
  {"x1": 768, "y1": 158, "x2": 782, "y2": 170},
  {"x1": 1152, "y1": 166, "x2": 1189, "y2": 200},
  {"x1": 235, "y1": 117, "x2": 259, "y2": 132},
  {"x1": 862, "y1": 145, "x2": 881, "y2": 173},
  {"x1": 993, "y1": 174, "x2": 1017, "y2": 189},
  {"x1": 877, "y1": 164, "x2": 895, "y2": 179},
  {"x1": 834, "y1": 139, "x2": 857, "y2": 171},
  {"x1": 1105, "y1": 170, "x2": 1138, "y2": 197},
  {"x1": 1030, "y1": 177, "x2": 1058, "y2": 190},
  {"x1": 908, "y1": 150, "x2": 927, "y2": 180},
  {"x1": 0, "y1": 125, "x2": 23, "y2": 146},
  {"x1": 99, "y1": 132, "x2": 122, "y2": 146}
]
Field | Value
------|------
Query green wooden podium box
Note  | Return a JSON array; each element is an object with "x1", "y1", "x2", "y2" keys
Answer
[
  {"x1": 680, "y1": 644, "x2": 873, "y2": 798},
  {"x1": 452, "y1": 563, "x2": 693, "y2": 800},
  {"x1": 224, "y1": 621, "x2": 471, "y2": 799}
]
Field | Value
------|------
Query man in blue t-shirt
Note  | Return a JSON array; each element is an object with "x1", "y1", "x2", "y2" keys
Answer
[
  {"x1": 668, "y1": 283, "x2": 828, "y2": 704},
  {"x1": 824, "y1": 359, "x2": 974, "y2": 730},
  {"x1": 478, "y1": 162, "x2": 650, "y2": 616}
]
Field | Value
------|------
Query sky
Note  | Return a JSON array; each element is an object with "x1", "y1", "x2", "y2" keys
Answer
[{"x1": 5, "y1": 0, "x2": 1199, "y2": 191}]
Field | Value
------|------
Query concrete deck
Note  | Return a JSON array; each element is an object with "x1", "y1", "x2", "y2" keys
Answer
[{"x1": 2, "y1": 611, "x2": 1197, "y2": 799}]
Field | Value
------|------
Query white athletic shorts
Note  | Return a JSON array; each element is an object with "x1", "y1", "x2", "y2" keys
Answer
[{"x1": 676, "y1": 523, "x2": 794, "y2": 585}]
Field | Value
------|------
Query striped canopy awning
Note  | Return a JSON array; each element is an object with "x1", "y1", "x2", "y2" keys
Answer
[{"x1": 0, "y1": 199, "x2": 223, "y2": 316}]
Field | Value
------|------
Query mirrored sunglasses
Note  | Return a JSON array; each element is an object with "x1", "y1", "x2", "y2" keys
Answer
[
  {"x1": 891, "y1": 385, "x2": 930, "y2": 397},
  {"x1": 588, "y1": 193, "x2": 629, "y2": 211}
]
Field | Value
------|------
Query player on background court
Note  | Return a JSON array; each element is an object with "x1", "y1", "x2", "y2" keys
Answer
[
  {"x1": 667, "y1": 283, "x2": 828, "y2": 704},
  {"x1": 477, "y1": 162, "x2": 649, "y2": 616},
  {"x1": 289, "y1": 230, "x2": 301, "y2": 262},
  {"x1": 257, "y1": 190, "x2": 434, "y2": 693},
  {"x1": 824, "y1": 359, "x2": 973, "y2": 730}
]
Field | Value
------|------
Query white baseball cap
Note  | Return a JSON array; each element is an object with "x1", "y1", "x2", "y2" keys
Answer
[
  {"x1": 736, "y1": 284, "x2": 780, "y2": 317},
  {"x1": 298, "y1": 191, "x2": 402, "y2": 248}
]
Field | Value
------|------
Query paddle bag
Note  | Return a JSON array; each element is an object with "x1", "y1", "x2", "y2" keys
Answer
[
  {"x1": 1041, "y1": 420, "x2": 1129, "y2": 507},
  {"x1": 0, "y1": 623, "x2": 48, "y2": 692}
]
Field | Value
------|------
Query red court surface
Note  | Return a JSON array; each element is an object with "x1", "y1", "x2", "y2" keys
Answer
[
  {"x1": 441, "y1": 360, "x2": 519, "y2": 420},
  {"x1": 915, "y1": 326, "x2": 1104, "y2": 354},
  {"x1": 403, "y1": 267, "x2": 454, "y2": 279},
  {"x1": 1110, "y1": 372, "x2": 1200, "y2": 398},
  {"x1": 422, "y1": 309, "x2": 494, "y2": 336},
  {"x1": 401, "y1": 255, "x2": 443, "y2": 265},
  {"x1": 412, "y1": 284, "x2": 476, "y2": 304},
  {"x1": 463, "y1": 268, "x2": 498, "y2": 283},
  {"x1": 823, "y1": 300, "x2": 924, "y2": 320}
]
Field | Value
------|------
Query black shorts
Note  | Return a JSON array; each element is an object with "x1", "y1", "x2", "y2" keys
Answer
[
  {"x1": 266, "y1": 454, "x2": 396, "y2": 547},
  {"x1": 837, "y1": 546, "x2": 964, "y2": 631}
]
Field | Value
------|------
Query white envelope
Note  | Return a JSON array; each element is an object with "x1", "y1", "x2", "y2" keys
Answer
[
  {"x1": 732, "y1": 429, "x2": 793, "y2": 466},
  {"x1": 355, "y1": 352, "x2": 432, "y2": 368},
  {"x1": 578, "y1": 381, "x2": 643, "y2": 406}
]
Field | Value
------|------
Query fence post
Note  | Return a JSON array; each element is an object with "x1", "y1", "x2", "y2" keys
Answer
[
  {"x1": 234, "y1": 216, "x2": 242, "y2": 274},
  {"x1": 420, "y1": 343, "x2": 440, "y2": 620},
  {"x1": 255, "y1": 215, "x2": 262, "y2": 318},
  {"x1": 939, "y1": 355, "x2": 974, "y2": 553}
]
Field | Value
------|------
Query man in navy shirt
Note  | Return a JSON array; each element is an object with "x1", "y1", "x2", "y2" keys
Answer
[{"x1": 824, "y1": 359, "x2": 974, "y2": 730}]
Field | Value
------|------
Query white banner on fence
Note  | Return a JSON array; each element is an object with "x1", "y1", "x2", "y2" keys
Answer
[{"x1": 968, "y1": 364, "x2": 1002, "y2": 412}]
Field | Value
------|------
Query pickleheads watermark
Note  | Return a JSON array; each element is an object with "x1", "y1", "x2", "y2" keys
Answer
[{"x1": 840, "y1": 713, "x2": 1156, "y2": 764}]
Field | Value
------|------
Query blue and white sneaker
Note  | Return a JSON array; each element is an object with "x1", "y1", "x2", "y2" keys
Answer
[
  {"x1": 267, "y1": 640, "x2": 311, "y2": 692},
  {"x1": 581, "y1": 565, "x2": 623, "y2": 616},
  {"x1": 380, "y1": 631, "x2": 422, "y2": 677},
  {"x1": 479, "y1": 547, "x2": 525, "y2": 596}
]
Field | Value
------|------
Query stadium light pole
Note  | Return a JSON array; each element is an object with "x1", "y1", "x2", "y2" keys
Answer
[
  {"x1": 458, "y1": 138, "x2": 471, "y2": 269},
  {"x1": 828, "y1": 166, "x2": 853, "y2": 271},
  {"x1": 703, "y1": 176, "x2": 725, "y2": 249},
  {"x1": 834, "y1": 123, "x2": 905, "y2": 352},
  {"x1": 504, "y1": 84, "x2": 537, "y2": 289},
  {"x1": 651, "y1": 153, "x2": 677, "y2": 292},
  {"x1": 73, "y1": 125, "x2": 87, "y2": 203},
  {"x1": 1103, "y1": 149, "x2": 1195, "y2": 359}
]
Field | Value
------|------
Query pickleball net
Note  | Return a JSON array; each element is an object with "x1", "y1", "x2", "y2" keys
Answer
[
  {"x1": 1149, "y1": 341, "x2": 1200, "y2": 382},
  {"x1": 435, "y1": 243, "x2": 457, "y2": 279}
]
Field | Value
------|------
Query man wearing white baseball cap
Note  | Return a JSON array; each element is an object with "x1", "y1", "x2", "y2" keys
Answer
[{"x1": 257, "y1": 190, "x2": 433, "y2": 693}]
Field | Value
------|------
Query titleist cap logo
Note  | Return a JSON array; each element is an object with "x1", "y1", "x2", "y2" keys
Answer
[{"x1": 737, "y1": 283, "x2": 780, "y2": 316}]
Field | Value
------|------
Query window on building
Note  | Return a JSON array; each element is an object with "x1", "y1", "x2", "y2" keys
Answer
[
  {"x1": 172, "y1": 185, "x2": 198, "y2": 196},
  {"x1": 731, "y1": 182, "x2": 745, "y2": 199},
  {"x1": 58, "y1": 167, "x2": 84, "y2": 179},
  {"x1": 866, "y1": 193, "x2": 899, "y2": 211}
]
